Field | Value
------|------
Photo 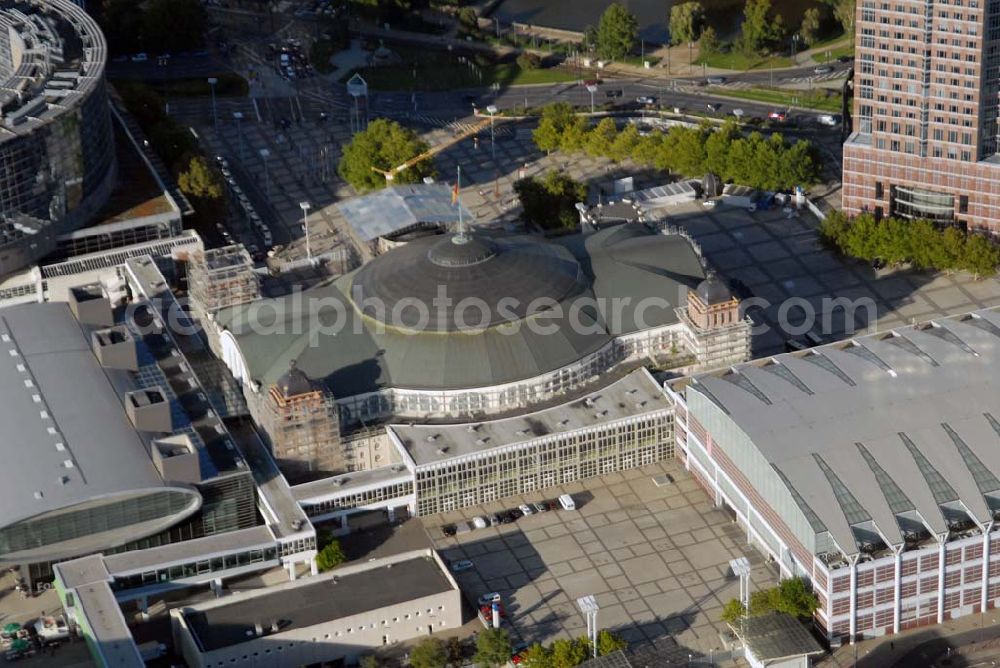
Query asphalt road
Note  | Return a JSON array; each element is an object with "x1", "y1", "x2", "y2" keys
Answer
[{"x1": 372, "y1": 78, "x2": 843, "y2": 130}]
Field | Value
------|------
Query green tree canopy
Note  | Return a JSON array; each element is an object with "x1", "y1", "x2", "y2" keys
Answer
[
  {"x1": 584, "y1": 117, "x2": 618, "y2": 158},
  {"x1": 178, "y1": 156, "x2": 223, "y2": 200},
  {"x1": 315, "y1": 539, "x2": 346, "y2": 572},
  {"x1": 337, "y1": 118, "x2": 434, "y2": 192},
  {"x1": 595, "y1": 3, "x2": 638, "y2": 60},
  {"x1": 669, "y1": 2, "x2": 705, "y2": 45},
  {"x1": 474, "y1": 628, "x2": 512, "y2": 667},
  {"x1": 829, "y1": 0, "x2": 856, "y2": 36},
  {"x1": 594, "y1": 631, "x2": 628, "y2": 656},
  {"x1": 699, "y1": 26, "x2": 720, "y2": 57},
  {"x1": 519, "y1": 643, "x2": 552, "y2": 668},
  {"x1": 818, "y1": 212, "x2": 999, "y2": 277},
  {"x1": 738, "y1": 0, "x2": 784, "y2": 56},
  {"x1": 549, "y1": 639, "x2": 588, "y2": 668},
  {"x1": 721, "y1": 578, "x2": 820, "y2": 627},
  {"x1": 514, "y1": 170, "x2": 587, "y2": 231},
  {"x1": 458, "y1": 7, "x2": 478, "y2": 31},
  {"x1": 410, "y1": 637, "x2": 447, "y2": 668},
  {"x1": 533, "y1": 102, "x2": 577, "y2": 153},
  {"x1": 800, "y1": 7, "x2": 822, "y2": 47}
]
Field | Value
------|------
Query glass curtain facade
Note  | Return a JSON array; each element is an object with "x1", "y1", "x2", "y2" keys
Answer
[
  {"x1": 414, "y1": 414, "x2": 673, "y2": 515},
  {"x1": 0, "y1": 489, "x2": 199, "y2": 558}
]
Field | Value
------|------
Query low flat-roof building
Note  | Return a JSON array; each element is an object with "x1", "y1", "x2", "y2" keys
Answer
[
  {"x1": 667, "y1": 307, "x2": 1000, "y2": 642},
  {"x1": 172, "y1": 549, "x2": 462, "y2": 667},
  {"x1": 389, "y1": 368, "x2": 674, "y2": 515}
]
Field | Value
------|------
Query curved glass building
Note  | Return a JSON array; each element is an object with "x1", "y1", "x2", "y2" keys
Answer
[{"x1": 0, "y1": 0, "x2": 116, "y2": 275}]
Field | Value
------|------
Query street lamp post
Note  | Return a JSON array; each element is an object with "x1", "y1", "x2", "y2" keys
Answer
[
  {"x1": 207, "y1": 77, "x2": 218, "y2": 129},
  {"x1": 299, "y1": 201, "x2": 312, "y2": 261},
  {"x1": 259, "y1": 148, "x2": 271, "y2": 198},
  {"x1": 233, "y1": 111, "x2": 244, "y2": 160},
  {"x1": 486, "y1": 104, "x2": 498, "y2": 161}
]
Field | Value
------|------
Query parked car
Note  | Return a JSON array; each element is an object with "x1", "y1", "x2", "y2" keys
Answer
[
  {"x1": 478, "y1": 592, "x2": 502, "y2": 606},
  {"x1": 636, "y1": 95, "x2": 657, "y2": 105},
  {"x1": 509, "y1": 507, "x2": 524, "y2": 520},
  {"x1": 502, "y1": 511, "x2": 518, "y2": 523},
  {"x1": 532, "y1": 502, "x2": 548, "y2": 513},
  {"x1": 814, "y1": 65, "x2": 833, "y2": 75},
  {"x1": 606, "y1": 88, "x2": 624, "y2": 99},
  {"x1": 472, "y1": 516, "x2": 487, "y2": 529},
  {"x1": 702, "y1": 199, "x2": 718, "y2": 209},
  {"x1": 558, "y1": 494, "x2": 576, "y2": 511},
  {"x1": 489, "y1": 513, "x2": 502, "y2": 527},
  {"x1": 451, "y1": 560, "x2": 474, "y2": 573},
  {"x1": 518, "y1": 503, "x2": 535, "y2": 516},
  {"x1": 442, "y1": 524, "x2": 457, "y2": 537},
  {"x1": 706, "y1": 75, "x2": 726, "y2": 85},
  {"x1": 817, "y1": 114, "x2": 841, "y2": 127}
]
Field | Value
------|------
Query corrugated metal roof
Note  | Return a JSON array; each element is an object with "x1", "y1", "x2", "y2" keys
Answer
[{"x1": 688, "y1": 310, "x2": 1000, "y2": 556}]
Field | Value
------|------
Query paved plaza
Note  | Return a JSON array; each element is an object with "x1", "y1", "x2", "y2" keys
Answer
[
  {"x1": 662, "y1": 201, "x2": 1000, "y2": 356},
  {"x1": 425, "y1": 459, "x2": 776, "y2": 660},
  {"x1": 166, "y1": 91, "x2": 1000, "y2": 358}
]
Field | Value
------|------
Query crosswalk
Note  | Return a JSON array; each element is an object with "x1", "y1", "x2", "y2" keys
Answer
[
  {"x1": 711, "y1": 69, "x2": 847, "y2": 90},
  {"x1": 385, "y1": 112, "x2": 515, "y2": 136}
]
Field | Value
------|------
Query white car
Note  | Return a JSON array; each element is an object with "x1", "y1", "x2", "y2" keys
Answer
[
  {"x1": 518, "y1": 503, "x2": 534, "y2": 516},
  {"x1": 472, "y1": 516, "x2": 487, "y2": 529},
  {"x1": 478, "y1": 592, "x2": 502, "y2": 606},
  {"x1": 451, "y1": 560, "x2": 474, "y2": 573},
  {"x1": 702, "y1": 199, "x2": 718, "y2": 209}
]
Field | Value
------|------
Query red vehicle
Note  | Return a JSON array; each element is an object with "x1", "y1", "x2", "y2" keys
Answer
[
  {"x1": 768, "y1": 110, "x2": 787, "y2": 122},
  {"x1": 479, "y1": 602, "x2": 506, "y2": 618}
]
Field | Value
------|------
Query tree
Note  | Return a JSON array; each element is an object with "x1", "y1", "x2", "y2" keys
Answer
[
  {"x1": 533, "y1": 103, "x2": 576, "y2": 153},
  {"x1": 514, "y1": 170, "x2": 587, "y2": 231},
  {"x1": 315, "y1": 539, "x2": 346, "y2": 571},
  {"x1": 962, "y1": 233, "x2": 1000, "y2": 278},
  {"x1": 411, "y1": 637, "x2": 447, "y2": 668},
  {"x1": 446, "y1": 637, "x2": 464, "y2": 666},
  {"x1": 178, "y1": 156, "x2": 223, "y2": 200},
  {"x1": 669, "y1": 2, "x2": 705, "y2": 45},
  {"x1": 549, "y1": 639, "x2": 588, "y2": 668},
  {"x1": 584, "y1": 117, "x2": 618, "y2": 158},
  {"x1": 595, "y1": 3, "x2": 638, "y2": 61},
  {"x1": 457, "y1": 7, "x2": 478, "y2": 32},
  {"x1": 519, "y1": 643, "x2": 552, "y2": 668},
  {"x1": 609, "y1": 123, "x2": 641, "y2": 163},
  {"x1": 517, "y1": 52, "x2": 543, "y2": 70},
  {"x1": 474, "y1": 628, "x2": 512, "y2": 667},
  {"x1": 721, "y1": 598, "x2": 746, "y2": 626},
  {"x1": 832, "y1": 0, "x2": 856, "y2": 37},
  {"x1": 766, "y1": 578, "x2": 819, "y2": 619},
  {"x1": 699, "y1": 26, "x2": 720, "y2": 58},
  {"x1": 337, "y1": 118, "x2": 434, "y2": 192},
  {"x1": 738, "y1": 0, "x2": 783, "y2": 56},
  {"x1": 594, "y1": 631, "x2": 628, "y2": 656},
  {"x1": 800, "y1": 7, "x2": 822, "y2": 47}
]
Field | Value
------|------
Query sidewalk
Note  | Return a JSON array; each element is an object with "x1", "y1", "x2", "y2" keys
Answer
[{"x1": 820, "y1": 609, "x2": 1000, "y2": 667}]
